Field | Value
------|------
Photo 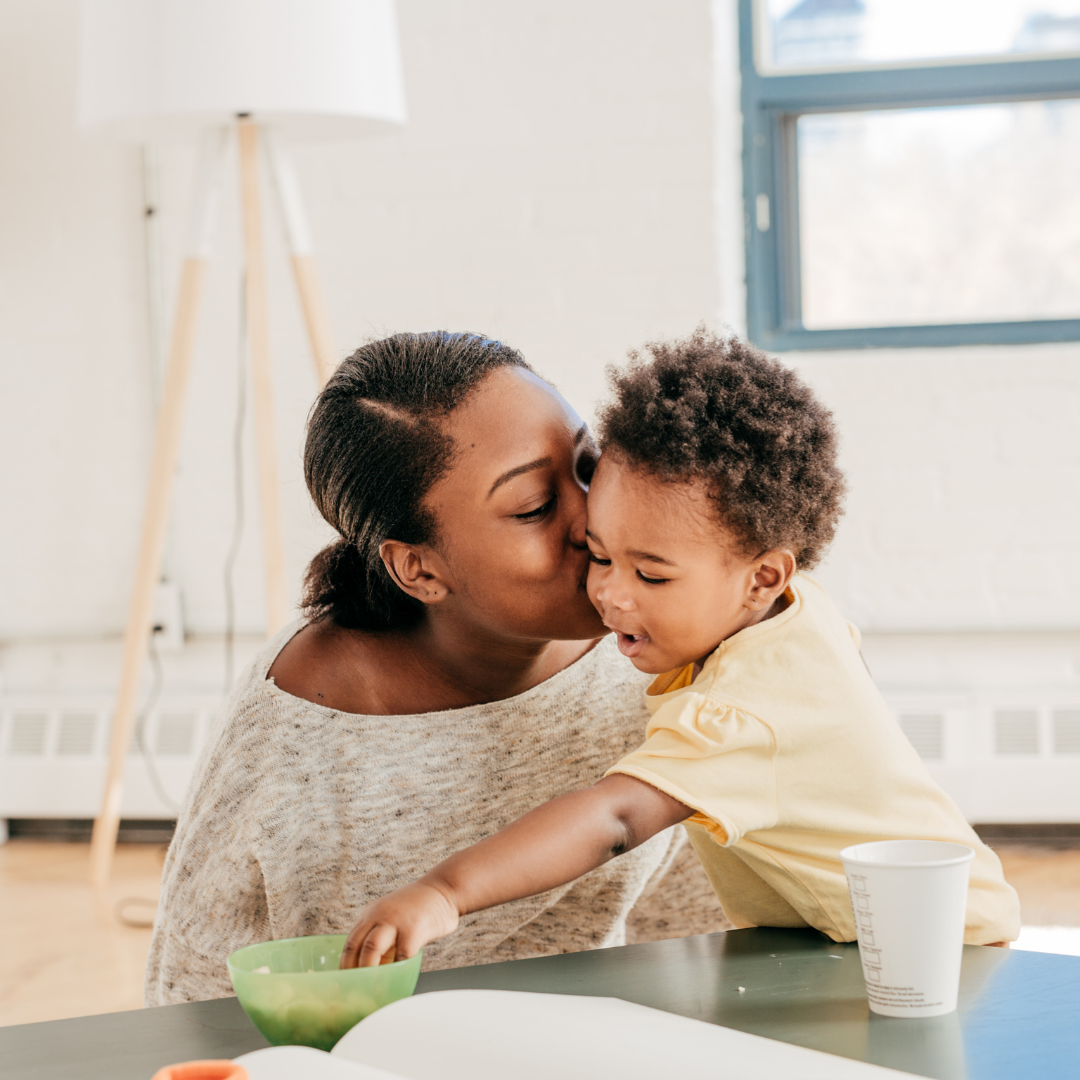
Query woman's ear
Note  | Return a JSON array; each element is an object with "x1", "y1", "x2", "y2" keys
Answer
[
  {"x1": 379, "y1": 540, "x2": 452, "y2": 607},
  {"x1": 746, "y1": 549, "x2": 797, "y2": 610}
]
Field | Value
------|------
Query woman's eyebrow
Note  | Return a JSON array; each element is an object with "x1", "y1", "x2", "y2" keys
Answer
[
  {"x1": 488, "y1": 426, "x2": 588, "y2": 498},
  {"x1": 488, "y1": 457, "x2": 551, "y2": 497}
]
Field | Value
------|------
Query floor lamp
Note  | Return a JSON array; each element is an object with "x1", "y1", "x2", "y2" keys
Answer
[{"x1": 77, "y1": 0, "x2": 406, "y2": 886}]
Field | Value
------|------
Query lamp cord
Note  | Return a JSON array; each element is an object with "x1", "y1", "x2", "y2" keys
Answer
[
  {"x1": 112, "y1": 642, "x2": 174, "y2": 931},
  {"x1": 133, "y1": 630, "x2": 181, "y2": 814},
  {"x1": 114, "y1": 895, "x2": 160, "y2": 930}
]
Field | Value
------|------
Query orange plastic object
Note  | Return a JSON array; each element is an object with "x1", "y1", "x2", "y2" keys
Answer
[{"x1": 150, "y1": 1062, "x2": 247, "y2": 1080}]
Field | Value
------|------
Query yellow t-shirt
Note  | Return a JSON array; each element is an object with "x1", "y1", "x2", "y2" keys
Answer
[{"x1": 607, "y1": 574, "x2": 1020, "y2": 945}]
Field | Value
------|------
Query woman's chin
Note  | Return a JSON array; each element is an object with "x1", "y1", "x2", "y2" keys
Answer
[
  {"x1": 567, "y1": 615, "x2": 611, "y2": 642},
  {"x1": 548, "y1": 598, "x2": 609, "y2": 641}
]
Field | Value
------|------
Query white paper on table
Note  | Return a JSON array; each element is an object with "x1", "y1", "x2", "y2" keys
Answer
[
  {"x1": 236, "y1": 1043, "x2": 402, "y2": 1080},
  {"x1": 244, "y1": 989, "x2": 925, "y2": 1080}
]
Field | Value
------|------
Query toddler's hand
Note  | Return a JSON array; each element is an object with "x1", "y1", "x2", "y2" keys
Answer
[{"x1": 339, "y1": 881, "x2": 460, "y2": 969}]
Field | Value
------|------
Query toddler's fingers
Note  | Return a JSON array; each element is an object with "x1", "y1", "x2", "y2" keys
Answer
[
  {"x1": 394, "y1": 925, "x2": 431, "y2": 964},
  {"x1": 358, "y1": 922, "x2": 400, "y2": 968},
  {"x1": 340, "y1": 920, "x2": 375, "y2": 970}
]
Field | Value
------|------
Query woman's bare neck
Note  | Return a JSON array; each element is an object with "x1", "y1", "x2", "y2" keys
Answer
[{"x1": 268, "y1": 618, "x2": 602, "y2": 716}]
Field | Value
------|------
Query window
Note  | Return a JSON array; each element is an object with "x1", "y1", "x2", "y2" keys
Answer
[{"x1": 740, "y1": 0, "x2": 1080, "y2": 349}]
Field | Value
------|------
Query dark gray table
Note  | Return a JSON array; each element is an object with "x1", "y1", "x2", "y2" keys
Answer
[{"x1": 3, "y1": 928, "x2": 1077, "y2": 1079}]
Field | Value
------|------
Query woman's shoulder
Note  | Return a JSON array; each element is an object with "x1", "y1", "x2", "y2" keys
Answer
[
  {"x1": 239, "y1": 618, "x2": 313, "y2": 687},
  {"x1": 185, "y1": 629, "x2": 653, "y2": 828},
  {"x1": 264, "y1": 618, "x2": 367, "y2": 710},
  {"x1": 200, "y1": 621, "x2": 329, "y2": 760},
  {"x1": 207, "y1": 622, "x2": 652, "y2": 756},
  {"x1": 264, "y1": 618, "x2": 651, "y2": 719}
]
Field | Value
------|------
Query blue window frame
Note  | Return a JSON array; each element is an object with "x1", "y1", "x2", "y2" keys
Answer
[{"x1": 740, "y1": 0, "x2": 1080, "y2": 350}]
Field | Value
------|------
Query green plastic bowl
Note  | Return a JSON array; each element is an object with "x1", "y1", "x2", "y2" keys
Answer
[{"x1": 227, "y1": 934, "x2": 421, "y2": 1051}]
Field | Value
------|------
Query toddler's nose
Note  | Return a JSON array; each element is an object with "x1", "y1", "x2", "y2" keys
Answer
[{"x1": 594, "y1": 581, "x2": 634, "y2": 613}]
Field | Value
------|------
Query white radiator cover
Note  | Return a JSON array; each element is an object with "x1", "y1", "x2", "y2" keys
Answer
[
  {"x1": 1, "y1": 692, "x2": 1079, "y2": 823},
  {"x1": 0, "y1": 633, "x2": 262, "y2": 821},
  {"x1": 884, "y1": 696, "x2": 1080, "y2": 823},
  {"x1": 0, "y1": 697, "x2": 219, "y2": 818}
]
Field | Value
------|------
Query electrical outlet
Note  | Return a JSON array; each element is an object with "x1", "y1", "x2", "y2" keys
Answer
[{"x1": 152, "y1": 580, "x2": 185, "y2": 652}]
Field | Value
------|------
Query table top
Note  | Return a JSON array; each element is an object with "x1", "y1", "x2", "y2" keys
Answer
[{"x1": 3, "y1": 928, "x2": 1078, "y2": 1080}]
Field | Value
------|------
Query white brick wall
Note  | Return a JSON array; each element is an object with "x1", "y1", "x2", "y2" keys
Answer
[
  {"x1": 787, "y1": 345, "x2": 1080, "y2": 632},
  {"x1": 1, "y1": 0, "x2": 1078, "y2": 776},
  {"x1": 0, "y1": 0, "x2": 718, "y2": 639}
]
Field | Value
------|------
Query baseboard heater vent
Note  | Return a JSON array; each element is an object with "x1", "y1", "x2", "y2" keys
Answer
[
  {"x1": 5, "y1": 818, "x2": 177, "y2": 844},
  {"x1": 1053, "y1": 710, "x2": 1080, "y2": 755},
  {"x1": 973, "y1": 822, "x2": 1080, "y2": 848},
  {"x1": 1, "y1": 697, "x2": 219, "y2": 818},
  {"x1": 994, "y1": 710, "x2": 1040, "y2": 755},
  {"x1": 899, "y1": 713, "x2": 945, "y2": 760}
]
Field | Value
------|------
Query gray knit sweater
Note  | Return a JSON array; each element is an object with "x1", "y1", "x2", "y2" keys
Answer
[{"x1": 144, "y1": 626, "x2": 728, "y2": 1006}]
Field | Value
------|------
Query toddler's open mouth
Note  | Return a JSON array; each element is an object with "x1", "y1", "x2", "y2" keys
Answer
[{"x1": 614, "y1": 631, "x2": 649, "y2": 658}]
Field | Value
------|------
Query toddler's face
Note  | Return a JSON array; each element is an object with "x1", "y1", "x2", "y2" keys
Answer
[{"x1": 585, "y1": 454, "x2": 792, "y2": 675}]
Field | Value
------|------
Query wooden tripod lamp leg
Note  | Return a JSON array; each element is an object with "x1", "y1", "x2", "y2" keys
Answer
[
  {"x1": 291, "y1": 254, "x2": 337, "y2": 387},
  {"x1": 90, "y1": 130, "x2": 227, "y2": 888},
  {"x1": 238, "y1": 119, "x2": 290, "y2": 636},
  {"x1": 263, "y1": 128, "x2": 337, "y2": 387}
]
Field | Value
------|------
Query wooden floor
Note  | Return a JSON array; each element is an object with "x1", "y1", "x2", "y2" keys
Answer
[
  {"x1": 0, "y1": 841, "x2": 166, "y2": 1027},
  {"x1": 2, "y1": 840, "x2": 1079, "y2": 1028}
]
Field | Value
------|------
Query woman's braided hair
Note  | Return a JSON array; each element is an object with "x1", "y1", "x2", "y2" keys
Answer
[
  {"x1": 597, "y1": 328, "x2": 846, "y2": 569},
  {"x1": 302, "y1": 331, "x2": 531, "y2": 630}
]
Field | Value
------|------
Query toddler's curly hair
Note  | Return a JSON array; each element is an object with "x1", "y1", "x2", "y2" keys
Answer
[{"x1": 596, "y1": 328, "x2": 846, "y2": 570}]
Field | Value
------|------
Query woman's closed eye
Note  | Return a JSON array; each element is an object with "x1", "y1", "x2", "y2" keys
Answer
[{"x1": 512, "y1": 495, "x2": 557, "y2": 522}]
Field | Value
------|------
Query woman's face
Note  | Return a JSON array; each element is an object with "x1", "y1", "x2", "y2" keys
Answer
[{"x1": 423, "y1": 366, "x2": 605, "y2": 642}]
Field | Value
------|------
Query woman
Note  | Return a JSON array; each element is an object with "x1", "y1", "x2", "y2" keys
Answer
[{"x1": 145, "y1": 331, "x2": 726, "y2": 1005}]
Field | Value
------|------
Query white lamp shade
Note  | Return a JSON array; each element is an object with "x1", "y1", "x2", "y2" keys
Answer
[{"x1": 78, "y1": 0, "x2": 407, "y2": 142}]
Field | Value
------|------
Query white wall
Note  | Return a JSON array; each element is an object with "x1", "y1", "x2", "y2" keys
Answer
[
  {"x1": 704, "y1": 2, "x2": 1080, "y2": 639},
  {"x1": 794, "y1": 344, "x2": 1080, "y2": 634},
  {"x1": 1, "y1": 1, "x2": 1078, "y2": 725},
  {"x1": 0, "y1": 0, "x2": 718, "y2": 643},
  {"x1": 702, "y1": 0, "x2": 1080, "y2": 824},
  {"x1": 0, "y1": 1, "x2": 152, "y2": 640}
]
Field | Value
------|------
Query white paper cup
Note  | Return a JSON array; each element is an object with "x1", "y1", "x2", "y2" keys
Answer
[{"x1": 840, "y1": 840, "x2": 974, "y2": 1018}]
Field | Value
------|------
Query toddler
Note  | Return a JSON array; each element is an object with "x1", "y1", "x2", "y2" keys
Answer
[{"x1": 340, "y1": 329, "x2": 1020, "y2": 968}]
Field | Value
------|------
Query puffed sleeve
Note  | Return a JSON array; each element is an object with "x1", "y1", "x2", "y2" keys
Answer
[{"x1": 606, "y1": 693, "x2": 778, "y2": 847}]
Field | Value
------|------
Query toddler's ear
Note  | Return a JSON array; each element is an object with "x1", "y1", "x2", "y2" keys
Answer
[{"x1": 747, "y1": 549, "x2": 796, "y2": 610}]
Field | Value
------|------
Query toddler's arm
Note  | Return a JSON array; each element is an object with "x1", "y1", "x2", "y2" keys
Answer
[{"x1": 339, "y1": 774, "x2": 692, "y2": 968}]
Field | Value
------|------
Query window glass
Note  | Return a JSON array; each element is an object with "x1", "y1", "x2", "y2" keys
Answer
[
  {"x1": 797, "y1": 99, "x2": 1080, "y2": 329},
  {"x1": 764, "y1": 0, "x2": 1080, "y2": 71}
]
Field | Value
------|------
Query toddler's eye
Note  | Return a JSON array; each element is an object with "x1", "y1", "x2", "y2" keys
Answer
[
  {"x1": 588, "y1": 553, "x2": 611, "y2": 566},
  {"x1": 637, "y1": 569, "x2": 669, "y2": 585},
  {"x1": 513, "y1": 496, "x2": 556, "y2": 522}
]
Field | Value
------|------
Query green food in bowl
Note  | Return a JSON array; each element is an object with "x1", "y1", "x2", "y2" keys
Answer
[{"x1": 227, "y1": 934, "x2": 421, "y2": 1051}]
